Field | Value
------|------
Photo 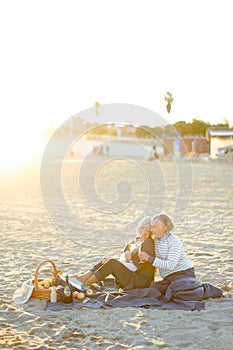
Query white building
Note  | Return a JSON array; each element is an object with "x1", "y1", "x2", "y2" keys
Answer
[{"x1": 206, "y1": 128, "x2": 233, "y2": 159}]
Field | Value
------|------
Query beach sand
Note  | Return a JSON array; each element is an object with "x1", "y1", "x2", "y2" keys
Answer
[{"x1": 0, "y1": 156, "x2": 233, "y2": 349}]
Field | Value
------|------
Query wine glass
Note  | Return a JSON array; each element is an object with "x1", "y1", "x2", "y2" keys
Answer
[
  {"x1": 127, "y1": 243, "x2": 133, "y2": 263},
  {"x1": 136, "y1": 241, "x2": 144, "y2": 264}
]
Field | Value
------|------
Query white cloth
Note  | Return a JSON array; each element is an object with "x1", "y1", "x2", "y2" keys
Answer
[
  {"x1": 13, "y1": 279, "x2": 34, "y2": 304},
  {"x1": 60, "y1": 275, "x2": 84, "y2": 291},
  {"x1": 119, "y1": 252, "x2": 137, "y2": 271},
  {"x1": 119, "y1": 261, "x2": 137, "y2": 271}
]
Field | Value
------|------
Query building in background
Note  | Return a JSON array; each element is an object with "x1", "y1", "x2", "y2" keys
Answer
[
  {"x1": 206, "y1": 128, "x2": 233, "y2": 159},
  {"x1": 163, "y1": 136, "x2": 208, "y2": 158}
]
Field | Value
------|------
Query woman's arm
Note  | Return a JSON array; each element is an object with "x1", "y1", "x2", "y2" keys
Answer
[
  {"x1": 119, "y1": 251, "x2": 131, "y2": 262},
  {"x1": 133, "y1": 238, "x2": 155, "y2": 269},
  {"x1": 141, "y1": 238, "x2": 155, "y2": 257},
  {"x1": 120, "y1": 240, "x2": 135, "y2": 261}
]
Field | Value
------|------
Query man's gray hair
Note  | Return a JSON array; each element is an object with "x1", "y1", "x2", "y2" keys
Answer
[{"x1": 151, "y1": 213, "x2": 174, "y2": 233}]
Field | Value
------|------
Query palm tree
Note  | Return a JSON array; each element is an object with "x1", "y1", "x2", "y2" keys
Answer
[
  {"x1": 164, "y1": 92, "x2": 173, "y2": 113},
  {"x1": 94, "y1": 101, "x2": 101, "y2": 118}
]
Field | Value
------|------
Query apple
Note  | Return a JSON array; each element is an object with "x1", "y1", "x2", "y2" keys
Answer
[
  {"x1": 43, "y1": 284, "x2": 50, "y2": 289},
  {"x1": 72, "y1": 291, "x2": 79, "y2": 299},
  {"x1": 77, "y1": 292, "x2": 85, "y2": 300},
  {"x1": 86, "y1": 289, "x2": 94, "y2": 296}
]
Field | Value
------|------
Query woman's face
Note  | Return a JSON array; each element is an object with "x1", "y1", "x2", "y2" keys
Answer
[
  {"x1": 137, "y1": 224, "x2": 151, "y2": 239},
  {"x1": 151, "y1": 219, "x2": 167, "y2": 239}
]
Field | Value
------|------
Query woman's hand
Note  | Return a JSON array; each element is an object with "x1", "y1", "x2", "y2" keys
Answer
[
  {"x1": 124, "y1": 251, "x2": 132, "y2": 262},
  {"x1": 139, "y1": 251, "x2": 149, "y2": 262}
]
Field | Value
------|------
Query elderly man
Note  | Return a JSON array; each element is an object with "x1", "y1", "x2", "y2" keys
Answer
[{"x1": 139, "y1": 213, "x2": 195, "y2": 295}]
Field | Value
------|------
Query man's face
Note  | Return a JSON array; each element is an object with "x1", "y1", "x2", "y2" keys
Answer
[{"x1": 151, "y1": 219, "x2": 167, "y2": 239}]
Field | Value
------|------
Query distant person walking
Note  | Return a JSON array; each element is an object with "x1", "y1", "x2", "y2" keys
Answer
[
  {"x1": 105, "y1": 144, "x2": 110, "y2": 156},
  {"x1": 147, "y1": 144, "x2": 159, "y2": 161},
  {"x1": 98, "y1": 145, "x2": 104, "y2": 156}
]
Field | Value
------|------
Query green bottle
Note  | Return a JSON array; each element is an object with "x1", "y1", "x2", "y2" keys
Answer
[{"x1": 62, "y1": 275, "x2": 73, "y2": 304}]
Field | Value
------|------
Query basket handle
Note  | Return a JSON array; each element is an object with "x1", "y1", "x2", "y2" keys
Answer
[{"x1": 34, "y1": 260, "x2": 58, "y2": 290}]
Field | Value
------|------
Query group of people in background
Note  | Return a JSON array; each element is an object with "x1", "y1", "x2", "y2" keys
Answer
[
  {"x1": 92, "y1": 144, "x2": 110, "y2": 156},
  {"x1": 91, "y1": 143, "x2": 159, "y2": 160}
]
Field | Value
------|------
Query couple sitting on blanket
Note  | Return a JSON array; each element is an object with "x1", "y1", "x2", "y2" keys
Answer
[{"x1": 74, "y1": 213, "x2": 196, "y2": 296}]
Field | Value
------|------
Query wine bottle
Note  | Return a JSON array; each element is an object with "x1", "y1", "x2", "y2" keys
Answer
[
  {"x1": 50, "y1": 279, "x2": 57, "y2": 303},
  {"x1": 62, "y1": 275, "x2": 73, "y2": 303}
]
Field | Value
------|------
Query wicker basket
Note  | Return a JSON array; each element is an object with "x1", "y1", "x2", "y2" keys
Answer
[{"x1": 31, "y1": 260, "x2": 62, "y2": 301}]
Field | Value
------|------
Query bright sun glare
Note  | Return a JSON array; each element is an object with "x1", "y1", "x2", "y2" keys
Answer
[{"x1": 0, "y1": 128, "x2": 46, "y2": 169}]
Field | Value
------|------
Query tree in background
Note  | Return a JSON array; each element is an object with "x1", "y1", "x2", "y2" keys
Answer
[
  {"x1": 87, "y1": 124, "x2": 116, "y2": 137},
  {"x1": 173, "y1": 119, "x2": 210, "y2": 136},
  {"x1": 135, "y1": 125, "x2": 153, "y2": 138}
]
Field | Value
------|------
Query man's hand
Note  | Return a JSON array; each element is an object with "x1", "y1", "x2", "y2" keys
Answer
[{"x1": 139, "y1": 251, "x2": 149, "y2": 262}]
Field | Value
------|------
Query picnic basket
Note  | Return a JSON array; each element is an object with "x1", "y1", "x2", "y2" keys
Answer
[{"x1": 31, "y1": 259, "x2": 62, "y2": 301}]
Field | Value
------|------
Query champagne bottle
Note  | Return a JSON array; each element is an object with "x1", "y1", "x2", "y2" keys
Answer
[{"x1": 62, "y1": 275, "x2": 73, "y2": 304}]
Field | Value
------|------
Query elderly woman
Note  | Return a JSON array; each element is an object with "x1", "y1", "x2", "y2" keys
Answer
[
  {"x1": 139, "y1": 213, "x2": 195, "y2": 295},
  {"x1": 75, "y1": 216, "x2": 155, "y2": 290}
]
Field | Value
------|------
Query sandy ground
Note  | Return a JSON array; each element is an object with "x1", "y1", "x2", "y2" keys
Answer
[{"x1": 0, "y1": 156, "x2": 233, "y2": 350}]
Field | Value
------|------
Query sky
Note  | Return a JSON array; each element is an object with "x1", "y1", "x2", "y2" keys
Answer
[{"x1": 0, "y1": 0, "x2": 232, "y2": 162}]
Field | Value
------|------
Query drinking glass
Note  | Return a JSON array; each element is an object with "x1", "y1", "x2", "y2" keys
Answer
[{"x1": 137, "y1": 241, "x2": 144, "y2": 264}]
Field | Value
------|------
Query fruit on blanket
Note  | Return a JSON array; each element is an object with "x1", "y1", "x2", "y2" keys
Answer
[
  {"x1": 72, "y1": 291, "x2": 79, "y2": 299},
  {"x1": 77, "y1": 292, "x2": 85, "y2": 300},
  {"x1": 86, "y1": 289, "x2": 94, "y2": 296}
]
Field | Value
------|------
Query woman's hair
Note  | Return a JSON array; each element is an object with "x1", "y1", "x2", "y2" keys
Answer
[
  {"x1": 136, "y1": 216, "x2": 152, "y2": 238},
  {"x1": 151, "y1": 213, "x2": 174, "y2": 233}
]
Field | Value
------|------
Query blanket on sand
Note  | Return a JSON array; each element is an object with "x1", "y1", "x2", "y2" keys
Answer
[{"x1": 46, "y1": 277, "x2": 224, "y2": 312}]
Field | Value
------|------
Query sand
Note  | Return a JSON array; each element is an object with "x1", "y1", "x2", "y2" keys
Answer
[{"x1": 0, "y1": 156, "x2": 233, "y2": 350}]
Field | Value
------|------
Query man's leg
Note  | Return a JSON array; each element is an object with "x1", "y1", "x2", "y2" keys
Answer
[{"x1": 151, "y1": 279, "x2": 170, "y2": 295}]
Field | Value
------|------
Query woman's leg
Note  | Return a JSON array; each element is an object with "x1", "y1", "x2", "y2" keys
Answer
[
  {"x1": 75, "y1": 270, "x2": 93, "y2": 283},
  {"x1": 74, "y1": 258, "x2": 108, "y2": 284},
  {"x1": 89, "y1": 258, "x2": 134, "y2": 288},
  {"x1": 83, "y1": 272, "x2": 98, "y2": 286}
]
